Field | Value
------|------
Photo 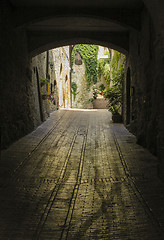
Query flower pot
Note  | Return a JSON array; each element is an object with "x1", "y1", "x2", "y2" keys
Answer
[
  {"x1": 112, "y1": 114, "x2": 122, "y2": 123},
  {"x1": 40, "y1": 82, "x2": 45, "y2": 87},
  {"x1": 41, "y1": 94, "x2": 48, "y2": 100}
]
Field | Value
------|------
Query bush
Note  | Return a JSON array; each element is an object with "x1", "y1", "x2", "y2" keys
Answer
[
  {"x1": 104, "y1": 71, "x2": 123, "y2": 115},
  {"x1": 99, "y1": 83, "x2": 105, "y2": 92},
  {"x1": 71, "y1": 82, "x2": 78, "y2": 101}
]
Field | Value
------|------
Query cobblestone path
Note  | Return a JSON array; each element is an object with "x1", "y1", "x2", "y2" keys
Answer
[{"x1": 0, "y1": 110, "x2": 164, "y2": 240}]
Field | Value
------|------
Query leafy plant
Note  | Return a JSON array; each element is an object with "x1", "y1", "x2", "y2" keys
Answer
[
  {"x1": 110, "y1": 52, "x2": 125, "y2": 80},
  {"x1": 99, "y1": 83, "x2": 105, "y2": 92},
  {"x1": 97, "y1": 58, "x2": 110, "y2": 85},
  {"x1": 41, "y1": 92, "x2": 54, "y2": 102},
  {"x1": 104, "y1": 71, "x2": 123, "y2": 115},
  {"x1": 93, "y1": 88, "x2": 98, "y2": 99},
  {"x1": 71, "y1": 82, "x2": 78, "y2": 101},
  {"x1": 104, "y1": 86, "x2": 122, "y2": 114},
  {"x1": 99, "y1": 50, "x2": 125, "y2": 115},
  {"x1": 93, "y1": 85, "x2": 101, "y2": 99},
  {"x1": 89, "y1": 97, "x2": 94, "y2": 103},
  {"x1": 40, "y1": 78, "x2": 50, "y2": 87}
]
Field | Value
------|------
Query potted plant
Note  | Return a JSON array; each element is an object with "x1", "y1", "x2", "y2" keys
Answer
[
  {"x1": 99, "y1": 83, "x2": 105, "y2": 95},
  {"x1": 104, "y1": 84, "x2": 122, "y2": 123},
  {"x1": 41, "y1": 92, "x2": 55, "y2": 102}
]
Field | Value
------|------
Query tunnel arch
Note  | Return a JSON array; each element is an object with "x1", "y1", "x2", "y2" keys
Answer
[
  {"x1": 26, "y1": 14, "x2": 130, "y2": 57},
  {"x1": 29, "y1": 37, "x2": 128, "y2": 58}
]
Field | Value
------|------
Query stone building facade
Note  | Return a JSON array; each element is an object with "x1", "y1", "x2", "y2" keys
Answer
[
  {"x1": 31, "y1": 50, "x2": 58, "y2": 126},
  {"x1": 30, "y1": 46, "x2": 71, "y2": 130},
  {"x1": 122, "y1": 7, "x2": 163, "y2": 159},
  {"x1": 53, "y1": 46, "x2": 71, "y2": 109},
  {"x1": 71, "y1": 53, "x2": 90, "y2": 109}
]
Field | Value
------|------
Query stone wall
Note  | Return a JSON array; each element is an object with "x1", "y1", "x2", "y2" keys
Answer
[
  {"x1": 48, "y1": 50, "x2": 59, "y2": 112},
  {"x1": 123, "y1": 6, "x2": 164, "y2": 168},
  {"x1": 1, "y1": 3, "x2": 58, "y2": 149},
  {"x1": 31, "y1": 52, "x2": 48, "y2": 125},
  {"x1": 71, "y1": 59, "x2": 90, "y2": 109},
  {"x1": 1, "y1": 3, "x2": 35, "y2": 149},
  {"x1": 148, "y1": 1, "x2": 164, "y2": 180},
  {"x1": 31, "y1": 50, "x2": 58, "y2": 123}
]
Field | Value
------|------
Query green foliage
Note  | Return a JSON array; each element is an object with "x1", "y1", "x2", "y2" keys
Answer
[
  {"x1": 92, "y1": 85, "x2": 98, "y2": 99},
  {"x1": 99, "y1": 83, "x2": 105, "y2": 92},
  {"x1": 97, "y1": 57, "x2": 111, "y2": 85},
  {"x1": 41, "y1": 92, "x2": 54, "y2": 102},
  {"x1": 103, "y1": 51, "x2": 125, "y2": 114},
  {"x1": 110, "y1": 51, "x2": 121, "y2": 69},
  {"x1": 88, "y1": 97, "x2": 94, "y2": 103},
  {"x1": 97, "y1": 58, "x2": 110, "y2": 77},
  {"x1": 104, "y1": 87, "x2": 121, "y2": 114},
  {"x1": 40, "y1": 78, "x2": 49, "y2": 84},
  {"x1": 72, "y1": 44, "x2": 99, "y2": 85},
  {"x1": 110, "y1": 51, "x2": 125, "y2": 80},
  {"x1": 71, "y1": 82, "x2": 78, "y2": 101},
  {"x1": 103, "y1": 63, "x2": 111, "y2": 85},
  {"x1": 104, "y1": 70, "x2": 123, "y2": 114}
]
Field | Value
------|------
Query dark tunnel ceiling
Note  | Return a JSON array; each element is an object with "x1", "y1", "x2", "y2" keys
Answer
[
  {"x1": 27, "y1": 17, "x2": 127, "y2": 32},
  {"x1": 10, "y1": 0, "x2": 144, "y2": 9},
  {"x1": 9, "y1": 0, "x2": 144, "y2": 55}
]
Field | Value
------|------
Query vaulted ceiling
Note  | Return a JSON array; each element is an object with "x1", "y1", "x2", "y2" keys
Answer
[{"x1": 8, "y1": 0, "x2": 145, "y2": 55}]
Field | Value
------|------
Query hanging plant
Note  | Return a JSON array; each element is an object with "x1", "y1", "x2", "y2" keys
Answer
[
  {"x1": 41, "y1": 93, "x2": 49, "y2": 100},
  {"x1": 40, "y1": 78, "x2": 50, "y2": 87},
  {"x1": 41, "y1": 92, "x2": 54, "y2": 102}
]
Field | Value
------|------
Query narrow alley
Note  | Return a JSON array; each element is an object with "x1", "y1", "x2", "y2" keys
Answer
[{"x1": 0, "y1": 110, "x2": 164, "y2": 240}]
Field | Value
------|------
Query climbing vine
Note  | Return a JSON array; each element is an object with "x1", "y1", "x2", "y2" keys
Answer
[
  {"x1": 103, "y1": 50, "x2": 126, "y2": 115},
  {"x1": 110, "y1": 51, "x2": 125, "y2": 80},
  {"x1": 97, "y1": 52, "x2": 110, "y2": 86},
  {"x1": 71, "y1": 44, "x2": 99, "y2": 85},
  {"x1": 97, "y1": 50, "x2": 125, "y2": 86}
]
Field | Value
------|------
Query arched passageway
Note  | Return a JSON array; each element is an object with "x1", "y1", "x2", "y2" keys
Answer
[
  {"x1": 0, "y1": 0, "x2": 164, "y2": 238},
  {"x1": 1, "y1": 0, "x2": 164, "y2": 189}
]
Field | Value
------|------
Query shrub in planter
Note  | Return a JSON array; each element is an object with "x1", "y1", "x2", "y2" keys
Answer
[
  {"x1": 104, "y1": 83, "x2": 122, "y2": 123},
  {"x1": 99, "y1": 83, "x2": 105, "y2": 94}
]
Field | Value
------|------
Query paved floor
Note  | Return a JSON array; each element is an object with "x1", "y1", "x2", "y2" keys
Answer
[{"x1": 0, "y1": 109, "x2": 164, "y2": 240}]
